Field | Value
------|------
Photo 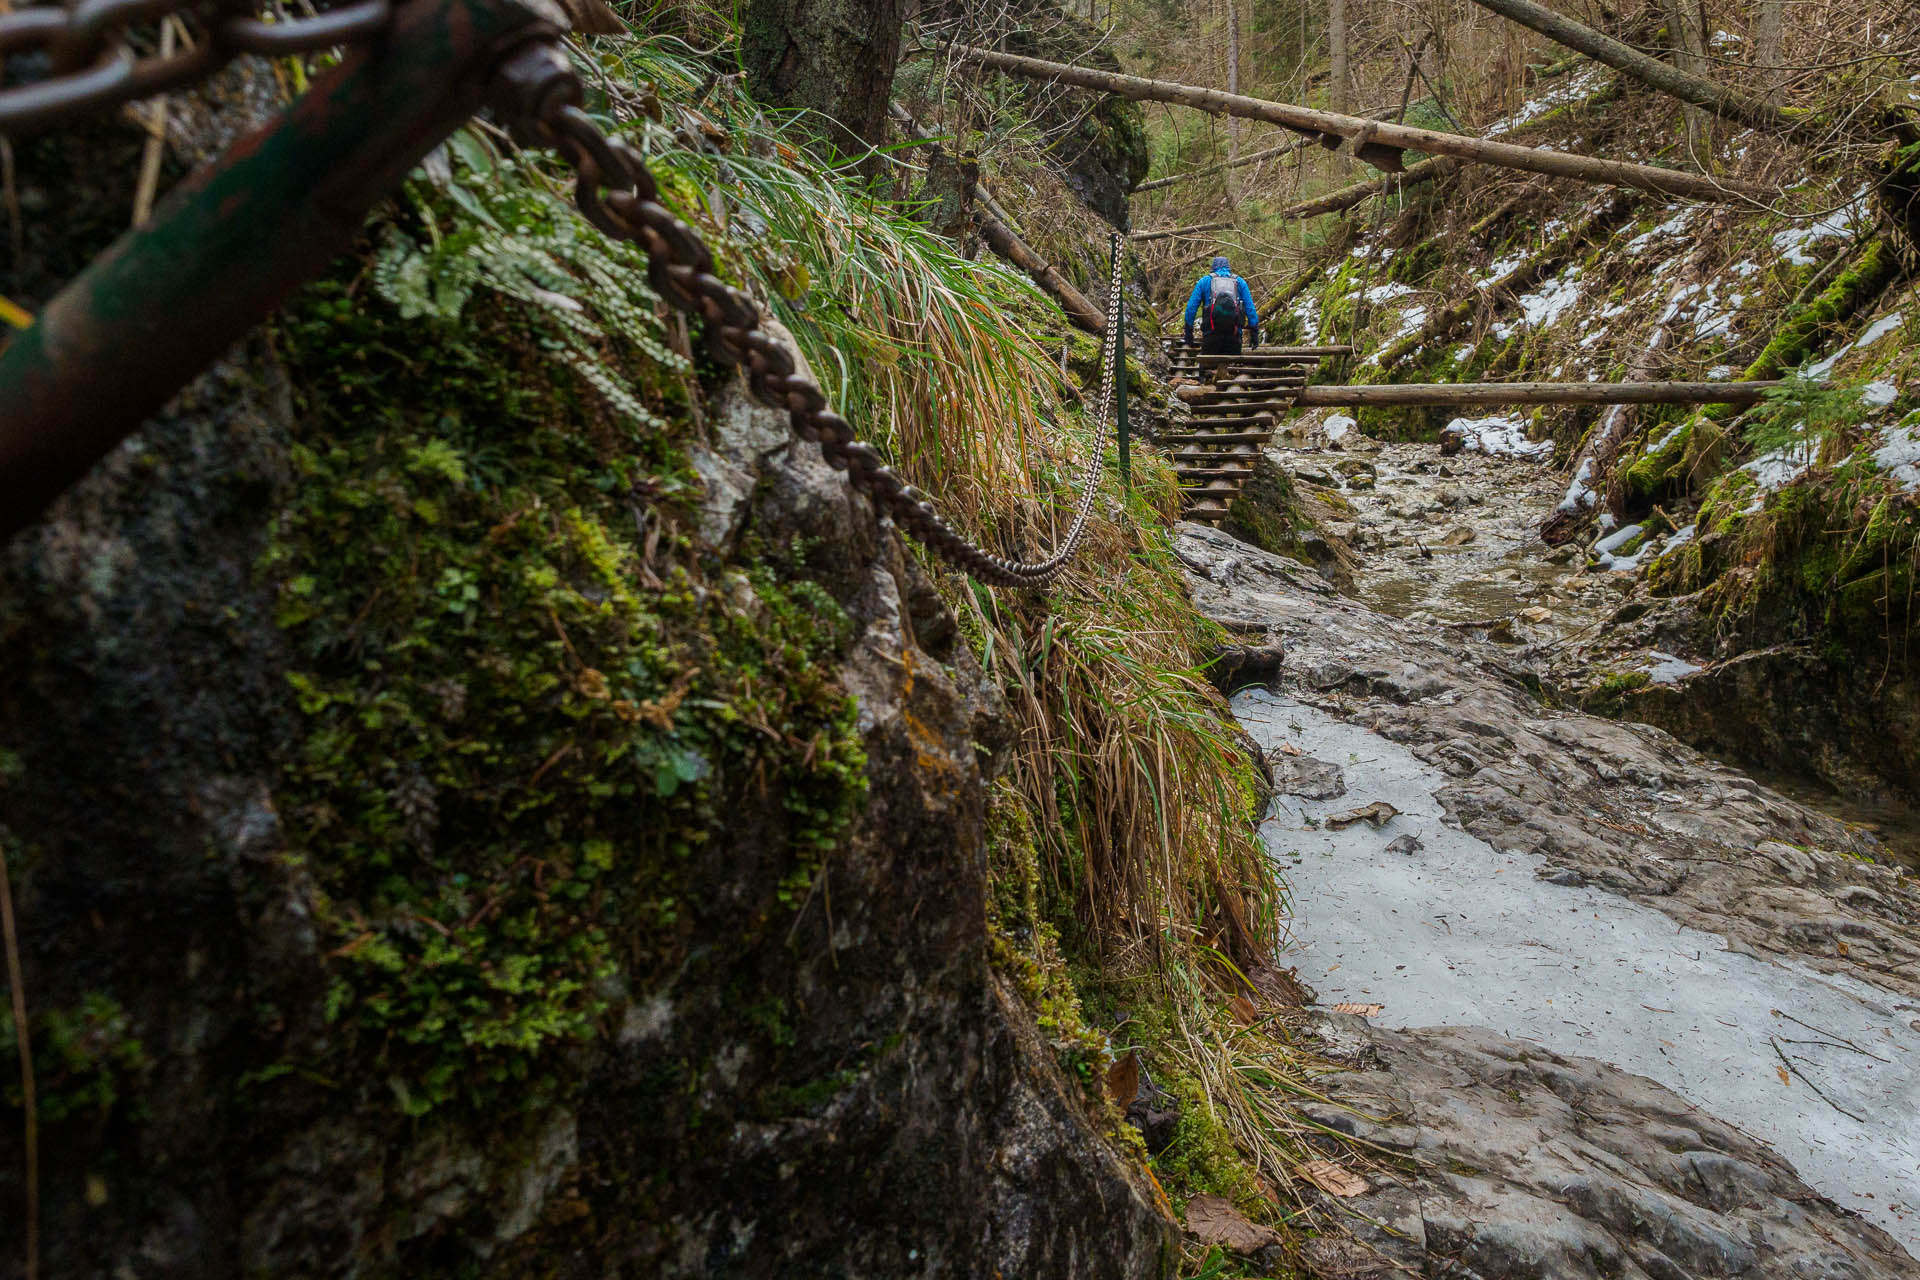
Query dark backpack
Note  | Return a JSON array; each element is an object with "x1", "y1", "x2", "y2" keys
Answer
[{"x1": 1204, "y1": 275, "x2": 1243, "y2": 333}]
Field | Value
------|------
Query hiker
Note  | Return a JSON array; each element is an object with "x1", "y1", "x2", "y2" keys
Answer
[{"x1": 1183, "y1": 255, "x2": 1259, "y2": 357}]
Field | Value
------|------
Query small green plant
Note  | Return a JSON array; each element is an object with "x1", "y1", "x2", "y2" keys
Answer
[{"x1": 1744, "y1": 375, "x2": 1878, "y2": 460}]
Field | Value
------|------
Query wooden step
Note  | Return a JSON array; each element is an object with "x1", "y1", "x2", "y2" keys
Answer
[
  {"x1": 1158, "y1": 430, "x2": 1275, "y2": 446},
  {"x1": 1172, "y1": 447, "x2": 1261, "y2": 462},
  {"x1": 1168, "y1": 413, "x2": 1275, "y2": 430},
  {"x1": 1198, "y1": 346, "x2": 1351, "y2": 362},
  {"x1": 1175, "y1": 467, "x2": 1257, "y2": 481},
  {"x1": 1188, "y1": 402, "x2": 1291, "y2": 415}
]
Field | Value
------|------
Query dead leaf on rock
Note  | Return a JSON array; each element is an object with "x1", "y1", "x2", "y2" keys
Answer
[
  {"x1": 1325, "y1": 801, "x2": 1399, "y2": 830},
  {"x1": 1776, "y1": 1066, "x2": 1792, "y2": 1087},
  {"x1": 1299, "y1": 1159, "x2": 1368, "y2": 1198},
  {"x1": 1185, "y1": 1193, "x2": 1281, "y2": 1253},
  {"x1": 1330, "y1": 1002, "x2": 1383, "y2": 1018},
  {"x1": 1105, "y1": 1050, "x2": 1140, "y2": 1106}
]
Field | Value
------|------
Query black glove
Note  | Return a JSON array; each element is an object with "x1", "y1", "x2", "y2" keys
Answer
[
  {"x1": 1246, "y1": 327, "x2": 1259, "y2": 348},
  {"x1": 1183, "y1": 326, "x2": 1195, "y2": 345}
]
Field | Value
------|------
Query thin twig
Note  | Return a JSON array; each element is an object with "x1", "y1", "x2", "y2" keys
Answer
[
  {"x1": 0, "y1": 840, "x2": 37, "y2": 1280},
  {"x1": 1771, "y1": 1008, "x2": 1891, "y2": 1062},
  {"x1": 1771, "y1": 1035, "x2": 1865, "y2": 1122},
  {"x1": 131, "y1": 19, "x2": 180, "y2": 228}
]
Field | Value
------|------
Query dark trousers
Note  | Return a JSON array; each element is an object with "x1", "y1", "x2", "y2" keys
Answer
[{"x1": 1200, "y1": 325, "x2": 1243, "y2": 357}]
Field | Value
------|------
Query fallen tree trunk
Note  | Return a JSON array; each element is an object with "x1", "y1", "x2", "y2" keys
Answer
[
  {"x1": 948, "y1": 44, "x2": 1769, "y2": 202},
  {"x1": 1276, "y1": 157, "x2": 1459, "y2": 219},
  {"x1": 1296, "y1": 381, "x2": 1786, "y2": 406},
  {"x1": 1133, "y1": 104, "x2": 1399, "y2": 192},
  {"x1": 1466, "y1": 0, "x2": 1798, "y2": 134},
  {"x1": 1132, "y1": 220, "x2": 1235, "y2": 242},
  {"x1": 1135, "y1": 141, "x2": 1306, "y2": 193},
  {"x1": 889, "y1": 104, "x2": 1106, "y2": 334}
]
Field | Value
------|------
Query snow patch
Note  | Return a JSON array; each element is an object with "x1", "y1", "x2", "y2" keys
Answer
[
  {"x1": 1742, "y1": 441, "x2": 1815, "y2": 491},
  {"x1": 1862, "y1": 380, "x2": 1900, "y2": 409},
  {"x1": 1363, "y1": 282, "x2": 1415, "y2": 304},
  {"x1": 1871, "y1": 419, "x2": 1920, "y2": 489},
  {"x1": 1444, "y1": 414, "x2": 1552, "y2": 460},
  {"x1": 1772, "y1": 196, "x2": 1867, "y2": 267},
  {"x1": 1806, "y1": 311, "x2": 1904, "y2": 377},
  {"x1": 1625, "y1": 207, "x2": 1698, "y2": 254},
  {"x1": 1645, "y1": 651, "x2": 1704, "y2": 684}
]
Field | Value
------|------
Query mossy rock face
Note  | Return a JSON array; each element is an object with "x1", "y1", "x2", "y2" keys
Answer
[
  {"x1": 971, "y1": 0, "x2": 1149, "y2": 225},
  {"x1": 0, "y1": 242, "x2": 1173, "y2": 1280}
]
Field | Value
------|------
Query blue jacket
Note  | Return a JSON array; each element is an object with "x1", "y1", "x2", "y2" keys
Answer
[{"x1": 1185, "y1": 269, "x2": 1258, "y2": 333}]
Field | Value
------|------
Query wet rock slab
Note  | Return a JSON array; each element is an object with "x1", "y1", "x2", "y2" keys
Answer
[
  {"x1": 1302, "y1": 1014, "x2": 1919, "y2": 1279},
  {"x1": 1176, "y1": 521, "x2": 1920, "y2": 1000}
]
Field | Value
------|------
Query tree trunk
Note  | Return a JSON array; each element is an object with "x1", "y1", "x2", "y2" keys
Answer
[
  {"x1": 1752, "y1": 0, "x2": 1785, "y2": 107},
  {"x1": 742, "y1": 0, "x2": 902, "y2": 164},
  {"x1": 947, "y1": 44, "x2": 1771, "y2": 201},
  {"x1": 1225, "y1": 0, "x2": 1244, "y2": 201},
  {"x1": 1131, "y1": 219, "x2": 1236, "y2": 242},
  {"x1": 1661, "y1": 0, "x2": 1710, "y2": 164},
  {"x1": 1328, "y1": 0, "x2": 1350, "y2": 171},
  {"x1": 1463, "y1": 0, "x2": 1796, "y2": 133},
  {"x1": 1277, "y1": 156, "x2": 1459, "y2": 218}
]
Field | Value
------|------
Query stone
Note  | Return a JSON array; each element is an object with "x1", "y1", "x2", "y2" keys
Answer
[
  {"x1": 1269, "y1": 752, "x2": 1348, "y2": 800},
  {"x1": 1438, "y1": 526, "x2": 1477, "y2": 546},
  {"x1": 1206, "y1": 643, "x2": 1286, "y2": 694},
  {"x1": 1301, "y1": 1021, "x2": 1916, "y2": 1280},
  {"x1": 1386, "y1": 834, "x2": 1423, "y2": 855}
]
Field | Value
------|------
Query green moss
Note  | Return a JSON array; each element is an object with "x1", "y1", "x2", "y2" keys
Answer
[
  {"x1": 986, "y1": 786, "x2": 1112, "y2": 1107},
  {"x1": 0, "y1": 992, "x2": 152, "y2": 1125},
  {"x1": 1583, "y1": 669, "x2": 1651, "y2": 717},
  {"x1": 261, "y1": 257, "x2": 868, "y2": 1120},
  {"x1": 1149, "y1": 1067, "x2": 1264, "y2": 1212},
  {"x1": 1739, "y1": 239, "x2": 1901, "y2": 387},
  {"x1": 1622, "y1": 421, "x2": 1693, "y2": 505}
]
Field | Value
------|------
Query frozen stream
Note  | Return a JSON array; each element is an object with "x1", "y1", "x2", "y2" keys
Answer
[{"x1": 1235, "y1": 688, "x2": 1920, "y2": 1250}]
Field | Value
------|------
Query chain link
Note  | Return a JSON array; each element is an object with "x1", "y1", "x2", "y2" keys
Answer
[
  {"x1": 0, "y1": 0, "x2": 393, "y2": 133},
  {"x1": 492, "y1": 40, "x2": 1122, "y2": 588}
]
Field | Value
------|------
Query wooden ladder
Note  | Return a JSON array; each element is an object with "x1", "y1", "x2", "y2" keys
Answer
[{"x1": 1163, "y1": 338, "x2": 1324, "y2": 525}]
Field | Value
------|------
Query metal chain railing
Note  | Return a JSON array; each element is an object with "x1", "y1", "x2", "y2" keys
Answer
[
  {"x1": 490, "y1": 41, "x2": 1123, "y2": 588},
  {"x1": 0, "y1": 4, "x2": 1123, "y2": 587},
  {"x1": 0, "y1": 0, "x2": 393, "y2": 133}
]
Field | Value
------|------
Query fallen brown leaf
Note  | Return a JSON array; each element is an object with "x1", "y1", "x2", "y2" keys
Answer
[
  {"x1": 1228, "y1": 994, "x2": 1261, "y2": 1025},
  {"x1": 1105, "y1": 1050, "x2": 1140, "y2": 1107},
  {"x1": 1776, "y1": 1066, "x2": 1792, "y2": 1087},
  {"x1": 1325, "y1": 801, "x2": 1399, "y2": 830},
  {"x1": 1185, "y1": 1194, "x2": 1281, "y2": 1253},
  {"x1": 1299, "y1": 1159, "x2": 1368, "y2": 1198},
  {"x1": 1330, "y1": 1002, "x2": 1383, "y2": 1017}
]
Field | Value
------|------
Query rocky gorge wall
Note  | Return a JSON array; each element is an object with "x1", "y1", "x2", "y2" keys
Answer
[{"x1": 0, "y1": 96, "x2": 1174, "y2": 1280}]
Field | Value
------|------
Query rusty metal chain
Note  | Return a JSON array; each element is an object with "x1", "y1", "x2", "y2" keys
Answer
[
  {"x1": 491, "y1": 40, "x2": 1122, "y2": 588},
  {"x1": 0, "y1": 0, "x2": 393, "y2": 133}
]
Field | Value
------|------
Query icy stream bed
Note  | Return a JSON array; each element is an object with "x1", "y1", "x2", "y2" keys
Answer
[{"x1": 1236, "y1": 688, "x2": 1920, "y2": 1250}]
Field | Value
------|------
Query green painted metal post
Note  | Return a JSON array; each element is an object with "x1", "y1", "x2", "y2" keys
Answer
[
  {"x1": 1113, "y1": 239, "x2": 1130, "y2": 491},
  {"x1": 0, "y1": 0, "x2": 566, "y2": 539}
]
